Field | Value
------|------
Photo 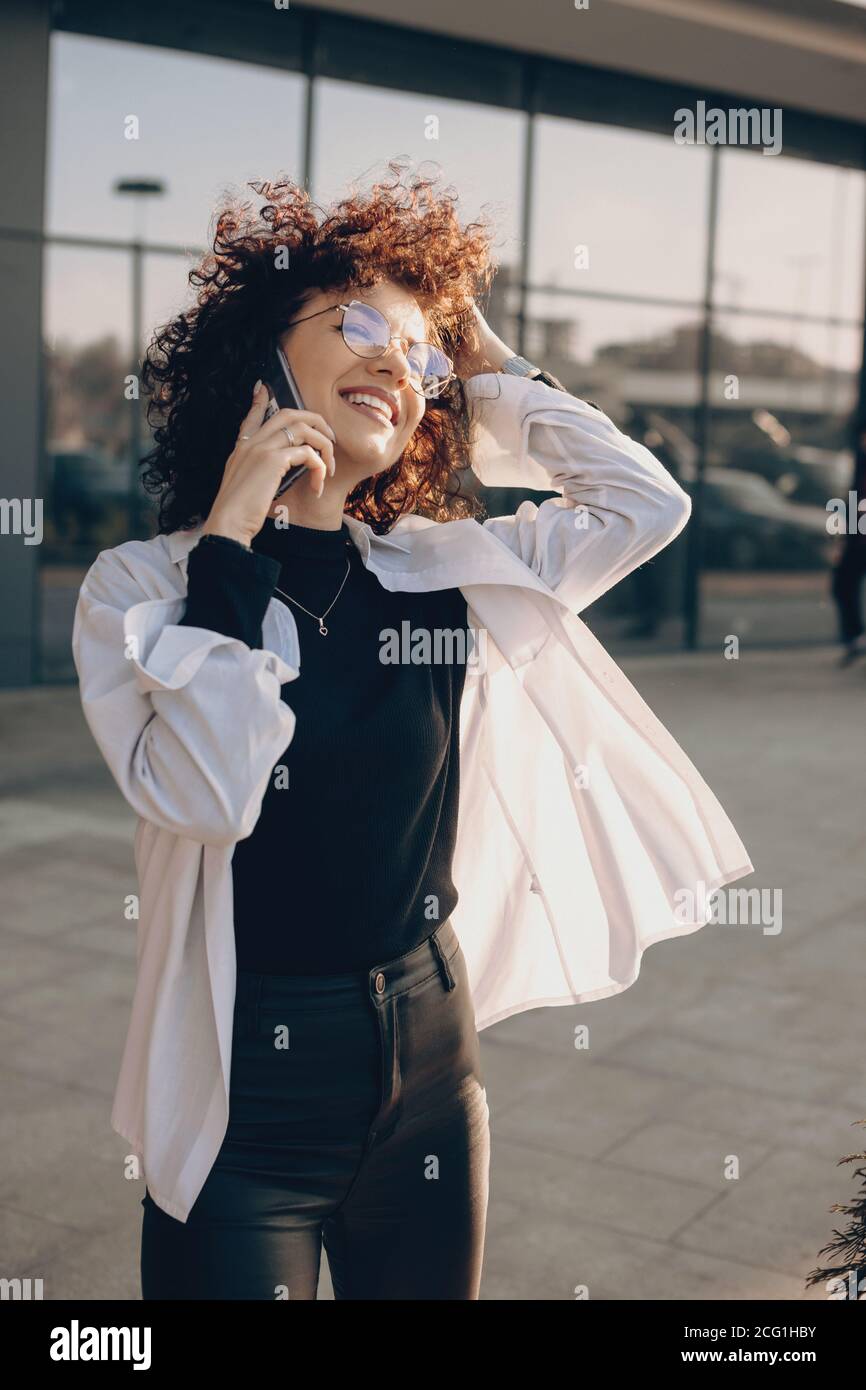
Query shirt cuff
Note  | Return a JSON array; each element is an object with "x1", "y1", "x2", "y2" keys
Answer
[{"x1": 179, "y1": 534, "x2": 282, "y2": 648}]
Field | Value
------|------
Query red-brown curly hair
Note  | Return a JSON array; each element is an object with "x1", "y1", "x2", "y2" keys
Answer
[{"x1": 140, "y1": 159, "x2": 498, "y2": 535}]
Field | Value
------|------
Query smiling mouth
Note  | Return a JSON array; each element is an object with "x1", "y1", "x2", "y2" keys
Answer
[{"x1": 338, "y1": 395, "x2": 395, "y2": 428}]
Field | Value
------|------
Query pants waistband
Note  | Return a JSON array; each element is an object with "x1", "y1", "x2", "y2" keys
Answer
[{"x1": 235, "y1": 917, "x2": 460, "y2": 1014}]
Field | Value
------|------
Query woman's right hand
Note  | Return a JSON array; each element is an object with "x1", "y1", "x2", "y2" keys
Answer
[{"x1": 201, "y1": 380, "x2": 337, "y2": 547}]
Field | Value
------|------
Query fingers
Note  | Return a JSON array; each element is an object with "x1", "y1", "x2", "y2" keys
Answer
[
  {"x1": 253, "y1": 414, "x2": 336, "y2": 477},
  {"x1": 303, "y1": 426, "x2": 336, "y2": 477},
  {"x1": 255, "y1": 406, "x2": 336, "y2": 449},
  {"x1": 236, "y1": 379, "x2": 270, "y2": 442},
  {"x1": 272, "y1": 444, "x2": 328, "y2": 498},
  {"x1": 308, "y1": 462, "x2": 325, "y2": 499}
]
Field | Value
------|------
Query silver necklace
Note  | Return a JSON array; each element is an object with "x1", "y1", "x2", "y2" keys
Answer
[{"x1": 273, "y1": 555, "x2": 352, "y2": 636}]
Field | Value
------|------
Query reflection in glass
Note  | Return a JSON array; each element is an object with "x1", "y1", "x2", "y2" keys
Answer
[
  {"x1": 41, "y1": 246, "x2": 136, "y2": 679},
  {"x1": 48, "y1": 33, "x2": 305, "y2": 245},
  {"x1": 530, "y1": 117, "x2": 710, "y2": 300},
  {"x1": 701, "y1": 312, "x2": 861, "y2": 648},
  {"x1": 43, "y1": 245, "x2": 134, "y2": 558},
  {"x1": 142, "y1": 252, "x2": 200, "y2": 350},
  {"x1": 496, "y1": 294, "x2": 703, "y2": 646},
  {"x1": 312, "y1": 78, "x2": 525, "y2": 278},
  {"x1": 37, "y1": 31, "x2": 866, "y2": 668},
  {"x1": 525, "y1": 291, "x2": 701, "y2": 432},
  {"x1": 716, "y1": 149, "x2": 866, "y2": 317}
]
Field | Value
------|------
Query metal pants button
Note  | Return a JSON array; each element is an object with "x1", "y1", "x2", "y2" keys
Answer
[{"x1": 374, "y1": 971, "x2": 386, "y2": 993}]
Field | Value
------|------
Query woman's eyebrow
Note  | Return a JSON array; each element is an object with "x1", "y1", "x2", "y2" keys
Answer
[
  {"x1": 377, "y1": 307, "x2": 429, "y2": 346},
  {"x1": 392, "y1": 322, "x2": 428, "y2": 346}
]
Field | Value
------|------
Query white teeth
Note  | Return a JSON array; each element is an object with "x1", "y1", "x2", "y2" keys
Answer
[{"x1": 341, "y1": 392, "x2": 394, "y2": 424}]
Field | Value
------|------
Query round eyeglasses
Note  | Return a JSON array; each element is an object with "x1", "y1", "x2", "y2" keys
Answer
[{"x1": 284, "y1": 299, "x2": 454, "y2": 399}]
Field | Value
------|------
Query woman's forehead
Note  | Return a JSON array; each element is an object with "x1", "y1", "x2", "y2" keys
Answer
[
  {"x1": 355, "y1": 281, "x2": 428, "y2": 333},
  {"x1": 295, "y1": 281, "x2": 433, "y2": 344}
]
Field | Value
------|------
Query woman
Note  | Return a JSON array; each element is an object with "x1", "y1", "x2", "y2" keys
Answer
[{"x1": 72, "y1": 165, "x2": 753, "y2": 1300}]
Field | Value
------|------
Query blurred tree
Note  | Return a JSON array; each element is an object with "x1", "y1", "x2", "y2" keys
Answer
[{"x1": 805, "y1": 1118, "x2": 866, "y2": 1300}]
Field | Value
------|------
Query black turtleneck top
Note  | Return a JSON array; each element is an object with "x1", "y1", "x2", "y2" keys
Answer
[{"x1": 178, "y1": 516, "x2": 471, "y2": 974}]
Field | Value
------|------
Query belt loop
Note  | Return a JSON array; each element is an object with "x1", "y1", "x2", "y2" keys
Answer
[{"x1": 430, "y1": 928, "x2": 456, "y2": 991}]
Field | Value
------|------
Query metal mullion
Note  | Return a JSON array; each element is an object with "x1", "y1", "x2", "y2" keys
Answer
[
  {"x1": 301, "y1": 11, "x2": 317, "y2": 193},
  {"x1": 685, "y1": 145, "x2": 721, "y2": 652},
  {"x1": 519, "y1": 277, "x2": 864, "y2": 329},
  {"x1": 514, "y1": 56, "x2": 537, "y2": 359},
  {"x1": 0, "y1": 227, "x2": 202, "y2": 258}
]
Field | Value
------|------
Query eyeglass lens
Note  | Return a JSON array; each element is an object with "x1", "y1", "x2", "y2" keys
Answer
[{"x1": 342, "y1": 301, "x2": 451, "y2": 397}]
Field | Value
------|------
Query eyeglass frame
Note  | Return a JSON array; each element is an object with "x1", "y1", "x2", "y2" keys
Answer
[{"x1": 282, "y1": 299, "x2": 456, "y2": 398}]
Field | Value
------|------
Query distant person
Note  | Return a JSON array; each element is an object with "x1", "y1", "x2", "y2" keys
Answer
[{"x1": 831, "y1": 414, "x2": 866, "y2": 667}]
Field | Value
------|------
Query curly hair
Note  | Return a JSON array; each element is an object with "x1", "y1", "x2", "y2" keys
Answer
[{"x1": 140, "y1": 160, "x2": 498, "y2": 535}]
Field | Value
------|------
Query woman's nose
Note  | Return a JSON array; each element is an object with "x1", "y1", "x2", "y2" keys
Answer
[{"x1": 377, "y1": 338, "x2": 413, "y2": 382}]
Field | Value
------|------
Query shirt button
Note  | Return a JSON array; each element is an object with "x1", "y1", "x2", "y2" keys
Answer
[{"x1": 374, "y1": 971, "x2": 386, "y2": 993}]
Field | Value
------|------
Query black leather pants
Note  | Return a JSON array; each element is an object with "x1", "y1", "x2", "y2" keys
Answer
[{"x1": 140, "y1": 918, "x2": 490, "y2": 1299}]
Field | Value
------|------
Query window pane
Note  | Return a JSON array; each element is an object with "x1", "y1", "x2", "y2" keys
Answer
[
  {"x1": 716, "y1": 150, "x2": 866, "y2": 318},
  {"x1": 43, "y1": 243, "x2": 134, "y2": 549},
  {"x1": 508, "y1": 294, "x2": 702, "y2": 651},
  {"x1": 142, "y1": 251, "x2": 199, "y2": 354},
  {"x1": 41, "y1": 245, "x2": 134, "y2": 679},
  {"x1": 48, "y1": 33, "x2": 306, "y2": 245},
  {"x1": 530, "y1": 117, "x2": 711, "y2": 301},
  {"x1": 526, "y1": 290, "x2": 702, "y2": 413},
  {"x1": 139, "y1": 250, "x2": 203, "y2": 535},
  {"x1": 312, "y1": 79, "x2": 525, "y2": 276},
  {"x1": 701, "y1": 312, "x2": 862, "y2": 650}
]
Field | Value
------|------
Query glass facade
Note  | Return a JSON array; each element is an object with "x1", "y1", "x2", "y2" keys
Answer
[
  {"x1": 38, "y1": 23, "x2": 866, "y2": 680},
  {"x1": 41, "y1": 243, "x2": 133, "y2": 679},
  {"x1": 311, "y1": 77, "x2": 526, "y2": 269},
  {"x1": 704, "y1": 154, "x2": 864, "y2": 648},
  {"x1": 47, "y1": 35, "x2": 307, "y2": 245}
]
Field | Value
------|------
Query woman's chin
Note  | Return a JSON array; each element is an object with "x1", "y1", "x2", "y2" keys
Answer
[{"x1": 344, "y1": 448, "x2": 401, "y2": 481}]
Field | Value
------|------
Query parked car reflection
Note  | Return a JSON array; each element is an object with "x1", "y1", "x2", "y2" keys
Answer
[
  {"x1": 694, "y1": 467, "x2": 836, "y2": 570},
  {"x1": 45, "y1": 448, "x2": 129, "y2": 552},
  {"x1": 726, "y1": 443, "x2": 850, "y2": 509}
]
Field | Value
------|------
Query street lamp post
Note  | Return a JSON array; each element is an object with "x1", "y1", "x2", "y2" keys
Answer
[{"x1": 113, "y1": 178, "x2": 166, "y2": 535}]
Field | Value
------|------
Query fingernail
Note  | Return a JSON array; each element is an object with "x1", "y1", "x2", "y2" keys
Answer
[
  {"x1": 327, "y1": 425, "x2": 336, "y2": 441},
  {"x1": 253, "y1": 379, "x2": 262, "y2": 395}
]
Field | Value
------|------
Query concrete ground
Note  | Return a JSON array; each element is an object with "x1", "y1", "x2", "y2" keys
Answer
[{"x1": 1, "y1": 644, "x2": 864, "y2": 1300}]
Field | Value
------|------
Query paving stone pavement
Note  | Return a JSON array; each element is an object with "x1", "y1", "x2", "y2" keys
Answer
[{"x1": 1, "y1": 644, "x2": 863, "y2": 1301}]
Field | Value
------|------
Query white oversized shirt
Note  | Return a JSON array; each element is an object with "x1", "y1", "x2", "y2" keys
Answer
[{"x1": 71, "y1": 371, "x2": 754, "y2": 1223}]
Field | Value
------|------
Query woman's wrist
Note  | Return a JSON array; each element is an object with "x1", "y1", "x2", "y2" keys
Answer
[
  {"x1": 199, "y1": 531, "x2": 254, "y2": 555},
  {"x1": 484, "y1": 338, "x2": 518, "y2": 374},
  {"x1": 201, "y1": 514, "x2": 254, "y2": 549}
]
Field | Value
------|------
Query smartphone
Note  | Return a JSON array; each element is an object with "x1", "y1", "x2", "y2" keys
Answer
[{"x1": 260, "y1": 341, "x2": 320, "y2": 498}]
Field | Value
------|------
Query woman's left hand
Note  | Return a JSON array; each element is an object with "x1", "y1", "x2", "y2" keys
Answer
[{"x1": 455, "y1": 301, "x2": 518, "y2": 380}]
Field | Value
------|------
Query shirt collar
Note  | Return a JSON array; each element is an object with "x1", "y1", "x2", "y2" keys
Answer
[
  {"x1": 164, "y1": 510, "x2": 572, "y2": 611},
  {"x1": 165, "y1": 513, "x2": 418, "y2": 566}
]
